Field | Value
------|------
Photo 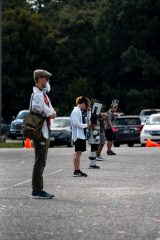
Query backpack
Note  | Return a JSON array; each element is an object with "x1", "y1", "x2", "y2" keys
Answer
[{"x1": 23, "y1": 94, "x2": 45, "y2": 140}]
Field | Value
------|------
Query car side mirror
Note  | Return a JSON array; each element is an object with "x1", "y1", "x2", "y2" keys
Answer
[{"x1": 12, "y1": 116, "x2": 15, "y2": 121}]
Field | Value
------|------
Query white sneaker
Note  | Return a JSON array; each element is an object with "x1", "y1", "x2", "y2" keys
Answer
[{"x1": 96, "y1": 155, "x2": 105, "y2": 161}]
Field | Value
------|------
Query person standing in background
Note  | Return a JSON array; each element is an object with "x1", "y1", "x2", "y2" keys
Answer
[
  {"x1": 105, "y1": 100, "x2": 119, "y2": 155},
  {"x1": 88, "y1": 104, "x2": 101, "y2": 169},
  {"x1": 70, "y1": 96, "x2": 91, "y2": 177},
  {"x1": 96, "y1": 113, "x2": 106, "y2": 161}
]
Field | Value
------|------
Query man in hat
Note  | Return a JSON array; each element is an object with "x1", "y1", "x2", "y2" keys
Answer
[
  {"x1": 31, "y1": 69, "x2": 56, "y2": 199},
  {"x1": 105, "y1": 100, "x2": 119, "y2": 155}
]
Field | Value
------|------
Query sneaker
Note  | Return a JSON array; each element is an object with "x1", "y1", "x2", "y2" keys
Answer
[
  {"x1": 96, "y1": 155, "x2": 105, "y2": 161},
  {"x1": 107, "y1": 150, "x2": 116, "y2": 155},
  {"x1": 32, "y1": 190, "x2": 55, "y2": 199},
  {"x1": 89, "y1": 165, "x2": 100, "y2": 169},
  {"x1": 73, "y1": 170, "x2": 88, "y2": 177}
]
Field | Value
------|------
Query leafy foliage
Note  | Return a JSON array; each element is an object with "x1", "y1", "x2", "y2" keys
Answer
[{"x1": 2, "y1": 0, "x2": 160, "y2": 120}]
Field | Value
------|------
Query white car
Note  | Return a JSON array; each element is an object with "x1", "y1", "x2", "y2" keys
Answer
[
  {"x1": 140, "y1": 113, "x2": 160, "y2": 146},
  {"x1": 139, "y1": 109, "x2": 160, "y2": 125}
]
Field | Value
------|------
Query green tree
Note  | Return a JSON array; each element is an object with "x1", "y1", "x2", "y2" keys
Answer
[
  {"x1": 95, "y1": 0, "x2": 160, "y2": 111},
  {"x1": 27, "y1": 0, "x2": 56, "y2": 12},
  {"x1": 2, "y1": 0, "x2": 160, "y2": 120},
  {"x1": 2, "y1": 7, "x2": 50, "y2": 118},
  {"x1": 2, "y1": 0, "x2": 28, "y2": 9}
]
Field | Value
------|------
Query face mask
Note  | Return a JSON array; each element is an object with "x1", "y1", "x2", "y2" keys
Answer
[{"x1": 43, "y1": 82, "x2": 51, "y2": 93}]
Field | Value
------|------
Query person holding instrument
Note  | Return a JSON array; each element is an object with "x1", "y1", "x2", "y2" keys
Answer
[{"x1": 88, "y1": 104, "x2": 101, "y2": 169}]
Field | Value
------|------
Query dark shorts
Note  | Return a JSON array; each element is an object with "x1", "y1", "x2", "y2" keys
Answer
[
  {"x1": 74, "y1": 138, "x2": 86, "y2": 152},
  {"x1": 105, "y1": 129, "x2": 115, "y2": 141}
]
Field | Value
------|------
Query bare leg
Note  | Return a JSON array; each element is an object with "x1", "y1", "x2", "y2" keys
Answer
[
  {"x1": 73, "y1": 153, "x2": 76, "y2": 169},
  {"x1": 107, "y1": 141, "x2": 112, "y2": 152},
  {"x1": 73, "y1": 151, "x2": 82, "y2": 170},
  {"x1": 107, "y1": 141, "x2": 116, "y2": 155}
]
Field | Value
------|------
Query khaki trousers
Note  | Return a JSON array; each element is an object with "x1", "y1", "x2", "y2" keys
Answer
[{"x1": 32, "y1": 134, "x2": 50, "y2": 191}]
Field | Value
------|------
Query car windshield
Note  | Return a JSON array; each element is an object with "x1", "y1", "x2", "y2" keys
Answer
[
  {"x1": 146, "y1": 116, "x2": 160, "y2": 125},
  {"x1": 142, "y1": 110, "x2": 160, "y2": 116},
  {"x1": 16, "y1": 111, "x2": 29, "y2": 120},
  {"x1": 115, "y1": 118, "x2": 141, "y2": 125},
  {"x1": 52, "y1": 119, "x2": 70, "y2": 128}
]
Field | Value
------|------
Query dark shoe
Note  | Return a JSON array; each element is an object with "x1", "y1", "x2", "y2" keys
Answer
[
  {"x1": 32, "y1": 190, "x2": 55, "y2": 199},
  {"x1": 107, "y1": 150, "x2": 116, "y2": 155},
  {"x1": 89, "y1": 165, "x2": 100, "y2": 169},
  {"x1": 73, "y1": 170, "x2": 88, "y2": 177}
]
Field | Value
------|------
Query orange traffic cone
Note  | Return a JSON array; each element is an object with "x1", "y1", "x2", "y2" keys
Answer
[
  {"x1": 24, "y1": 138, "x2": 32, "y2": 148},
  {"x1": 146, "y1": 139, "x2": 160, "y2": 147}
]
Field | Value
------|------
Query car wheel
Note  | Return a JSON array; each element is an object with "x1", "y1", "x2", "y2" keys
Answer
[
  {"x1": 128, "y1": 143, "x2": 134, "y2": 147},
  {"x1": 11, "y1": 135, "x2": 17, "y2": 140},
  {"x1": 50, "y1": 141, "x2": 55, "y2": 148},
  {"x1": 141, "y1": 143, "x2": 145, "y2": 147},
  {"x1": 0, "y1": 136, "x2": 5, "y2": 143},
  {"x1": 114, "y1": 142, "x2": 120, "y2": 147}
]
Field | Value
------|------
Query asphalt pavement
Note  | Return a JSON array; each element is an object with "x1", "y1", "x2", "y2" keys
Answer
[{"x1": 0, "y1": 146, "x2": 160, "y2": 240}]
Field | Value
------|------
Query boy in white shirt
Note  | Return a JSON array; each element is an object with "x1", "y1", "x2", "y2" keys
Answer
[{"x1": 70, "y1": 96, "x2": 91, "y2": 177}]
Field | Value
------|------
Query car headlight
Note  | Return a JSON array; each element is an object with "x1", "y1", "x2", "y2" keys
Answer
[{"x1": 144, "y1": 130, "x2": 150, "y2": 134}]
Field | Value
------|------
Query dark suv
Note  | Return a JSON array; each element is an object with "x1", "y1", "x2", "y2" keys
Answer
[
  {"x1": 10, "y1": 110, "x2": 29, "y2": 139},
  {"x1": 113, "y1": 116, "x2": 143, "y2": 147}
]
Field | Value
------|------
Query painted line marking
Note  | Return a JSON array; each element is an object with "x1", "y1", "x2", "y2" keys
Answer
[{"x1": 0, "y1": 169, "x2": 63, "y2": 191}]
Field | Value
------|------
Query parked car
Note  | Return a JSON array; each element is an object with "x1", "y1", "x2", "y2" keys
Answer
[
  {"x1": 10, "y1": 110, "x2": 29, "y2": 139},
  {"x1": 140, "y1": 113, "x2": 160, "y2": 146},
  {"x1": 0, "y1": 118, "x2": 10, "y2": 137},
  {"x1": 113, "y1": 116, "x2": 143, "y2": 147},
  {"x1": 139, "y1": 109, "x2": 160, "y2": 125},
  {"x1": 50, "y1": 117, "x2": 73, "y2": 147}
]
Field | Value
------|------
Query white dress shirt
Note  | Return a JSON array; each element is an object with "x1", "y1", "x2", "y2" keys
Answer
[
  {"x1": 30, "y1": 87, "x2": 56, "y2": 139},
  {"x1": 70, "y1": 106, "x2": 87, "y2": 142}
]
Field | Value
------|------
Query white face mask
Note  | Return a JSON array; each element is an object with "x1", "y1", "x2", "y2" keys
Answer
[{"x1": 43, "y1": 82, "x2": 51, "y2": 93}]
